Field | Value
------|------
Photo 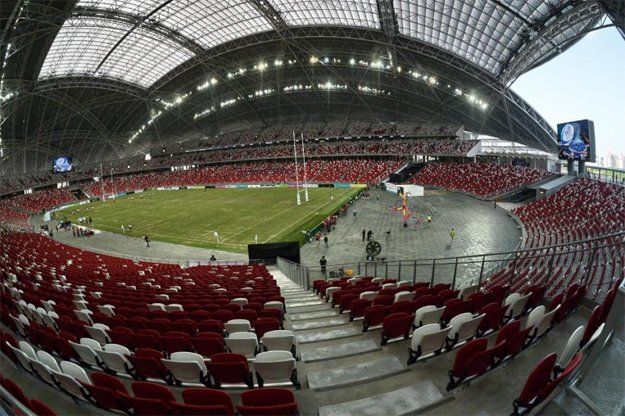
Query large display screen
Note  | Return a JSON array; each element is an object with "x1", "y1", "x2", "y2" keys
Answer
[
  {"x1": 557, "y1": 119, "x2": 595, "y2": 162},
  {"x1": 53, "y1": 156, "x2": 73, "y2": 173}
]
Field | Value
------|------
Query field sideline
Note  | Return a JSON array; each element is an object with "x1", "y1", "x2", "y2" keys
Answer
[{"x1": 55, "y1": 187, "x2": 360, "y2": 253}]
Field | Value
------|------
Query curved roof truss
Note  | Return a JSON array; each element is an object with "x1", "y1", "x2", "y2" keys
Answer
[{"x1": 36, "y1": 0, "x2": 609, "y2": 88}]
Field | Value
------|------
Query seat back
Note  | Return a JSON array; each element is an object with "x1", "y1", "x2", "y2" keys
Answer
[
  {"x1": 349, "y1": 299, "x2": 372, "y2": 319},
  {"x1": 225, "y1": 332, "x2": 258, "y2": 358},
  {"x1": 411, "y1": 324, "x2": 451, "y2": 356},
  {"x1": 556, "y1": 325, "x2": 584, "y2": 371},
  {"x1": 414, "y1": 305, "x2": 445, "y2": 327},
  {"x1": 394, "y1": 291, "x2": 414, "y2": 303},
  {"x1": 382, "y1": 313, "x2": 413, "y2": 338},
  {"x1": 359, "y1": 291, "x2": 378, "y2": 301},
  {"x1": 454, "y1": 313, "x2": 484, "y2": 342},
  {"x1": 30, "y1": 359, "x2": 58, "y2": 385},
  {"x1": 451, "y1": 338, "x2": 488, "y2": 377},
  {"x1": 255, "y1": 351, "x2": 296, "y2": 383},
  {"x1": 535, "y1": 305, "x2": 560, "y2": 338},
  {"x1": 507, "y1": 293, "x2": 531, "y2": 319},
  {"x1": 580, "y1": 305, "x2": 602, "y2": 348},
  {"x1": 82, "y1": 383, "x2": 127, "y2": 411},
  {"x1": 37, "y1": 350, "x2": 61, "y2": 373},
  {"x1": 181, "y1": 387, "x2": 234, "y2": 414},
  {"x1": 132, "y1": 380, "x2": 176, "y2": 402},
  {"x1": 240, "y1": 387, "x2": 296, "y2": 407},
  {"x1": 363, "y1": 305, "x2": 389, "y2": 328},
  {"x1": 208, "y1": 353, "x2": 251, "y2": 386},
  {"x1": 261, "y1": 330, "x2": 295, "y2": 353},
  {"x1": 225, "y1": 319, "x2": 252, "y2": 334},
  {"x1": 60, "y1": 360, "x2": 91, "y2": 384},
  {"x1": 515, "y1": 353, "x2": 557, "y2": 409},
  {"x1": 192, "y1": 335, "x2": 225, "y2": 358},
  {"x1": 525, "y1": 305, "x2": 546, "y2": 331},
  {"x1": 254, "y1": 318, "x2": 281, "y2": 339},
  {"x1": 495, "y1": 320, "x2": 521, "y2": 345}
]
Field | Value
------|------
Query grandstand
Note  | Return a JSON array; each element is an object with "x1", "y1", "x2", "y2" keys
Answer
[{"x1": 1, "y1": 2, "x2": 624, "y2": 416}]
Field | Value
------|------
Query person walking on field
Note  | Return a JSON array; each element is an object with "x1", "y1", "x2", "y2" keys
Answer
[
  {"x1": 362, "y1": 229, "x2": 366, "y2": 242},
  {"x1": 121, "y1": 224, "x2": 125, "y2": 234},
  {"x1": 450, "y1": 228, "x2": 456, "y2": 243},
  {"x1": 144, "y1": 235, "x2": 150, "y2": 247}
]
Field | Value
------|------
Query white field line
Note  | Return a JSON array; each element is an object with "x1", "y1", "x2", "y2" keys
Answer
[
  {"x1": 221, "y1": 191, "x2": 347, "y2": 242},
  {"x1": 262, "y1": 189, "x2": 352, "y2": 243},
  {"x1": 218, "y1": 197, "x2": 321, "y2": 242}
]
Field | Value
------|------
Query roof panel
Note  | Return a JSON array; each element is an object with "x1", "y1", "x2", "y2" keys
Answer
[
  {"x1": 394, "y1": 0, "x2": 563, "y2": 74},
  {"x1": 75, "y1": 0, "x2": 163, "y2": 16},
  {"x1": 267, "y1": 0, "x2": 380, "y2": 29},
  {"x1": 97, "y1": 27, "x2": 195, "y2": 87},
  {"x1": 39, "y1": 17, "x2": 132, "y2": 79},
  {"x1": 152, "y1": 0, "x2": 273, "y2": 48}
]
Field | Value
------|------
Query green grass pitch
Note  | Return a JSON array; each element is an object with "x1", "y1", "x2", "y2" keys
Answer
[{"x1": 56, "y1": 187, "x2": 361, "y2": 253}]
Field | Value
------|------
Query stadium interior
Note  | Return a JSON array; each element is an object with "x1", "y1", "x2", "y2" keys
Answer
[{"x1": 1, "y1": 1, "x2": 624, "y2": 416}]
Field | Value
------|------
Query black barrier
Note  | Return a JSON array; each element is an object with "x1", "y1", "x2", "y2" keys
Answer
[{"x1": 248, "y1": 242, "x2": 300, "y2": 265}]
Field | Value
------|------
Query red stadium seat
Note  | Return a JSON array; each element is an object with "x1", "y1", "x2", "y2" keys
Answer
[
  {"x1": 207, "y1": 353, "x2": 253, "y2": 388},
  {"x1": 380, "y1": 312, "x2": 413, "y2": 345},
  {"x1": 237, "y1": 388, "x2": 299, "y2": 416},
  {"x1": 512, "y1": 353, "x2": 557, "y2": 415},
  {"x1": 182, "y1": 388, "x2": 234, "y2": 415},
  {"x1": 362, "y1": 305, "x2": 390, "y2": 332}
]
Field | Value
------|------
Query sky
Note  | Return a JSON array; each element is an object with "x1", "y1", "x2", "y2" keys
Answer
[{"x1": 511, "y1": 26, "x2": 625, "y2": 157}]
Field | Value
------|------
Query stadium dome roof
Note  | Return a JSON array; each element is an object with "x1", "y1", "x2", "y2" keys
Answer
[{"x1": 1, "y1": 0, "x2": 623, "y2": 174}]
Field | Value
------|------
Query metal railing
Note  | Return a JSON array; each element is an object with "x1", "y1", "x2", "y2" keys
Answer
[
  {"x1": 295, "y1": 231, "x2": 624, "y2": 301},
  {"x1": 277, "y1": 257, "x2": 310, "y2": 290}
]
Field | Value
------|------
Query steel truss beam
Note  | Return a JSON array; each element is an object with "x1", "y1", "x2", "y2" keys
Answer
[
  {"x1": 151, "y1": 26, "x2": 501, "y2": 92},
  {"x1": 247, "y1": 0, "x2": 288, "y2": 32},
  {"x1": 376, "y1": 0, "x2": 399, "y2": 38},
  {"x1": 599, "y1": 0, "x2": 625, "y2": 39},
  {"x1": 501, "y1": 1, "x2": 605, "y2": 85},
  {"x1": 34, "y1": 77, "x2": 148, "y2": 98},
  {"x1": 72, "y1": 7, "x2": 207, "y2": 57}
]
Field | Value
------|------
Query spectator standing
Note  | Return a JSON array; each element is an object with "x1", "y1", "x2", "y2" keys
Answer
[
  {"x1": 450, "y1": 228, "x2": 456, "y2": 242},
  {"x1": 323, "y1": 234, "x2": 329, "y2": 248},
  {"x1": 144, "y1": 235, "x2": 150, "y2": 247},
  {"x1": 362, "y1": 229, "x2": 366, "y2": 242},
  {"x1": 319, "y1": 256, "x2": 327, "y2": 276},
  {"x1": 210, "y1": 254, "x2": 216, "y2": 261}
]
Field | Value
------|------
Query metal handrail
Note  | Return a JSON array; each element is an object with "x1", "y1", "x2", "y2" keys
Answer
[
  {"x1": 314, "y1": 230, "x2": 625, "y2": 269},
  {"x1": 301, "y1": 231, "x2": 624, "y2": 301}
]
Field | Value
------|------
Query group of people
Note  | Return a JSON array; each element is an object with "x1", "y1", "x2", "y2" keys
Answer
[
  {"x1": 362, "y1": 229, "x2": 376, "y2": 242},
  {"x1": 314, "y1": 232, "x2": 329, "y2": 248}
]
